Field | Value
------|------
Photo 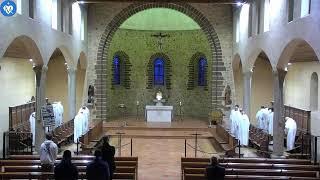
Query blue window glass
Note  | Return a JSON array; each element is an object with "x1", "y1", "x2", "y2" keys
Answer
[
  {"x1": 113, "y1": 56, "x2": 120, "y2": 85},
  {"x1": 154, "y1": 58, "x2": 165, "y2": 85},
  {"x1": 198, "y1": 57, "x2": 207, "y2": 86}
]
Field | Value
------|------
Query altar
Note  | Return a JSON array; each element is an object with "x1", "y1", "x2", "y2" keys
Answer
[{"x1": 145, "y1": 105, "x2": 173, "y2": 122}]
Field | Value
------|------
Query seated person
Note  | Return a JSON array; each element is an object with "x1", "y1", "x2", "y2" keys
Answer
[
  {"x1": 54, "y1": 150, "x2": 78, "y2": 180},
  {"x1": 86, "y1": 150, "x2": 110, "y2": 180},
  {"x1": 206, "y1": 156, "x2": 225, "y2": 180}
]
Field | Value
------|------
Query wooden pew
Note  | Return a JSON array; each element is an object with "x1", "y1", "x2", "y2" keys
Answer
[
  {"x1": 184, "y1": 174, "x2": 320, "y2": 180},
  {"x1": 216, "y1": 125, "x2": 238, "y2": 156}
]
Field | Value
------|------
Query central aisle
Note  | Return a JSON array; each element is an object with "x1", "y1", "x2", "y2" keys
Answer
[{"x1": 115, "y1": 138, "x2": 215, "y2": 180}]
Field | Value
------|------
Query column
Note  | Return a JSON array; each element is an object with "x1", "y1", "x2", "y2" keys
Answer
[
  {"x1": 272, "y1": 68, "x2": 287, "y2": 157},
  {"x1": 68, "y1": 67, "x2": 77, "y2": 120},
  {"x1": 33, "y1": 65, "x2": 47, "y2": 152},
  {"x1": 242, "y1": 71, "x2": 252, "y2": 115}
]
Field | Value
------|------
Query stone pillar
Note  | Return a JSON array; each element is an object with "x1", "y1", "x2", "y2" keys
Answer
[
  {"x1": 272, "y1": 68, "x2": 287, "y2": 157},
  {"x1": 33, "y1": 65, "x2": 48, "y2": 153},
  {"x1": 68, "y1": 68, "x2": 77, "y2": 120},
  {"x1": 243, "y1": 71, "x2": 252, "y2": 115}
]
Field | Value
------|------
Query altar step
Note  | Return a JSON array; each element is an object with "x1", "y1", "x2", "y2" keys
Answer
[{"x1": 104, "y1": 126, "x2": 210, "y2": 132}]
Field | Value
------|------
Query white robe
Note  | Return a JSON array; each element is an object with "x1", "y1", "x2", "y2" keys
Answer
[
  {"x1": 29, "y1": 112, "x2": 36, "y2": 145},
  {"x1": 256, "y1": 109, "x2": 264, "y2": 129},
  {"x1": 78, "y1": 107, "x2": 90, "y2": 134},
  {"x1": 230, "y1": 109, "x2": 241, "y2": 138},
  {"x1": 52, "y1": 102, "x2": 63, "y2": 128},
  {"x1": 285, "y1": 118, "x2": 297, "y2": 151},
  {"x1": 267, "y1": 112, "x2": 274, "y2": 136},
  {"x1": 261, "y1": 108, "x2": 269, "y2": 132},
  {"x1": 239, "y1": 114, "x2": 250, "y2": 146},
  {"x1": 74, "y1": 113, "x2": 84, "y2": 143}
]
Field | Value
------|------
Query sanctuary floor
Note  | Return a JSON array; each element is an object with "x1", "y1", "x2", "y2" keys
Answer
[{"x1": 62, "y1": 118, "x2": 258, "y2": 179}]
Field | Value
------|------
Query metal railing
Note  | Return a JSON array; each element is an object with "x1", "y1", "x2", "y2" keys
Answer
[{"x1": 3, "y1": 131, "x2": 33, "y2": 158}]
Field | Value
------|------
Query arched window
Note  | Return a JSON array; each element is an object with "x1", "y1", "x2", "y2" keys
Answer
[
  {"x1": 198, "y1": 57, "x2": 207, "y2": 86},
  {"x1": 154, "y1": 58, "x2": 165, "y2": 85},
  {"x1": 113, "y1": 56, "x2": 121, "y2": 85}
]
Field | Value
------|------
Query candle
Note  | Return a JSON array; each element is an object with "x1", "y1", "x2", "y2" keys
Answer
[
  {"x1": 179, "y1": 101, "x2": 182, "y2": 106},
  {"x1": 137, "y1": 101, "x2": 139, "y2": 105}
]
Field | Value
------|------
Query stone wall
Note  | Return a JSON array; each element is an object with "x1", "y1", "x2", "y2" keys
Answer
[
  {"x1": 87, "y1": 2, "x2": 234, "y2": 120},
  {"x1": 107, "y1": 29, "x2": 211, "y2": 118}
]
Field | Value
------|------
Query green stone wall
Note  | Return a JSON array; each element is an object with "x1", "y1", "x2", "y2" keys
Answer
[{"x1": 107, "y1": 29, "x2": 212, "y2": 119}]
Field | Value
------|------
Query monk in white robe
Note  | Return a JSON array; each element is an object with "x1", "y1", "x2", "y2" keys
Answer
[
  {"x1": 285, "y1": 117, "x2": 297, "y2": 151},
  {"x1": 29, "y1": 112, "x2": 36, "y2": 145},
  {"x1": 52, "y1": 102, "x2": 64, "y2": 127},
  {"x1": 229, "y1": 105, "x2": 241, "y2": 137},
  {"x1": 256, "y1": 106, "x2": 265, "y2": 129},
  {"x1": 267, "y1": 108, "x2": 274, "y2": 136},
  {"x1": 239, "y1": 110, "x2": 250, "y2": 146},
  {"x1": 74, "y1": 113, "x2": 84, "y2": 143},
  {"x1": 261, "y1": 107, "x2": 270, "y2": 132},
  {"x1": 78, "y1": 106, "x2": 90, "y2": 134}
]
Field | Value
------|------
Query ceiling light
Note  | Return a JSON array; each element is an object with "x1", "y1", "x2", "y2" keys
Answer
[{"x1": 29, "y1": 59, "x2": 33, "y2": 62}]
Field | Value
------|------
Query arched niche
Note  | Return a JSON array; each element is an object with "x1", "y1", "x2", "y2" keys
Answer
[
  {"x1": 250, "y1": 52, "x2": 274, "y2": 125},
  {"x1": 310, "y1": 72, "x2": 318, "y2": 111},
  {"x1": 232, "y1": 54, "x2": 243, "y2": 107},
  {"x1": 46, "y1": 48, "x2": 69, "y2": 123},
  {"x1": 76, "y1": 52, "x2": 87, "y2": 111}
]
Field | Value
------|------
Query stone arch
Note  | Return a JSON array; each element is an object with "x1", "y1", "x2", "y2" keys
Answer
[
  {"x1": 187, "y1": 52, "x2": 208, "y2": 90},
  {"x1": 277, "y1": 38, "x2": 320, "y2": 69},
  {"x1": 246, "y1": 48, "x2": 274, "y2": 72},
  {"x1": 250, "y1": 51, "x2": 274, "y2": 124},
  {"x1": 3, "y1": 35, "x2": 43, "y2": 66},
  {"x1": 76, "y1": 51, "x2": 88, "y2": 110},
  {"x1": 146, "y1": 52, "x2": 172, "y2": 90},
  {"x1": 310, "y1": 72, "x2": 318, "y2": 111},
  {"x1": 232, "y1": 54, "x2": 243, "y2": 106},
  {"x1": 47, "y1": 46, "x2": 74, "y2": 68},
  {"x1": 95, "y1": 2, "x2": 226, "y2": 119}
]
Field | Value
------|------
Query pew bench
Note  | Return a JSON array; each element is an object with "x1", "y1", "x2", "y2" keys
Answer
[{"x1": 184, "y1": 174, "x2": 320, "y2": 180}]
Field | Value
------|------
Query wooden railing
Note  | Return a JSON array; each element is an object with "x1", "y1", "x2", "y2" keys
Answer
[
  {"x1": 9, "y1": 102, "x2": 35, "y2": 131},
  {"x1": 284, "y1": 105, "x2": 311, "y2": 132},
  {"x1": 79, "y1": 120, "x2": 104, "y2": 154}
]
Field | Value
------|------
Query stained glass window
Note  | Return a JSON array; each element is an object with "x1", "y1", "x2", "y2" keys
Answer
[
  {"x1": 154, "y1": 58, "x2": 165, "y2": 85},
  {"x1": 198, "y1": 57, "x2": 207, "y2": 86},
  {"x1": 113, "y1": 56, "x2": 120, "y2": 85}
]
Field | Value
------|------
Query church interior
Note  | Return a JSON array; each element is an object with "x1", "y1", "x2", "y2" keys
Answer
[{"x1": 1, "y1": 0, "x2": 320, "y2": 179}]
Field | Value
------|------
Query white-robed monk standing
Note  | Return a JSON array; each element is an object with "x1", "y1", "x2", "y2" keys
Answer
[
  {"x1": 74, "y1": 113, "x2": 84, "y2": 143},
  {"x1": 29, "y1": 112, "x2": 36, "y2": 145},
  {"x1": 239, "y1": 110, "x2": 250, "y2": 146},
  {"x1": 267, "y1": 108, "x2": 274, "y2": 136},
  {"x1": 261, "y1": 107, "x2": 270, "y2": 132},
  {"x1": 78, "y1": 106, "x2": 90, "y2": 134},
  {"x1": 256, "y1": 106, "x2": 265, "y2": 129},
  {"x1": 285, "y1": 117, "x2": 297, "y2": 151},
  {"x1": 229, "y1": 105, "x2": 241, "y2": 138}
]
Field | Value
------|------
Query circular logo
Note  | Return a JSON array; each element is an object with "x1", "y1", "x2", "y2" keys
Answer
[{"x1": 0, "y1": 0, "x2": 16, "y2": 17}]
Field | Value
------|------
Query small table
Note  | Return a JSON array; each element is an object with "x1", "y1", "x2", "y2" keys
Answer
[{"x1": 145, "y1": 105, "x2": 173, "y2": 122}]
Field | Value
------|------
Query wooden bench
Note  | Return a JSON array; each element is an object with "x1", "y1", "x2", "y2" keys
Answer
[
  {"x1": 184, "y1": 174, "x2": 320, "y2": 180},
  {"x1": 1, "y1": 156, "x2": 138, "y2": 180}
]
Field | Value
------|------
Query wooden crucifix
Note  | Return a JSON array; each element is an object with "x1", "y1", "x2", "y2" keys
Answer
[{"x1": 151, "y1": 32, "x2": 170, "y2": 50}]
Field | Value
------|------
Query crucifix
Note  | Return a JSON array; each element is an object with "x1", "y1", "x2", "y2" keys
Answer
[{"x1": 151, "y1": 32, "x2": 170, "y2": 50}]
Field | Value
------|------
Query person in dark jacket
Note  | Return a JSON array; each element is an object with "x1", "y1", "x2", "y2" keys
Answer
[
  {"x1": 206, "y1": 156, "x2": 225, "y2": 180},
  {"x1": 98, "y1": 135, "x2": 116, "y2": 179},
  {"x1": 54, "y1": 150, "x2": 78, "y2": 180},
  {"x1": 86, "y1": 150, "x2": 110, "y2": 180}
]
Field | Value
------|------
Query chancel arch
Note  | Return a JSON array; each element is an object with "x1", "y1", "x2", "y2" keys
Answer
[
  {"x1": 46, "y1": 48, "x2": 69, "y2": 123},
  {"x1": 250, "y1": 52, "x2": 274, "y2": 125},
  {"x1": 232, "y1": 54, "x2": 243, "y2": 107},
  {"x1": 95, "y1": 3, "x2": 225, "y2": 120}
]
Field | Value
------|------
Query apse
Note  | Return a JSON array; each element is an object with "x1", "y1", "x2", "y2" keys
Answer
[{"x1": 107, "y1": 8, "x2": 212, "y2": 119}]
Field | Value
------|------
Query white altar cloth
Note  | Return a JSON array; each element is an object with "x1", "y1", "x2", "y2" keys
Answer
[{"x1": 145, "y1": 105, "x2": 173, "y2": 122}]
